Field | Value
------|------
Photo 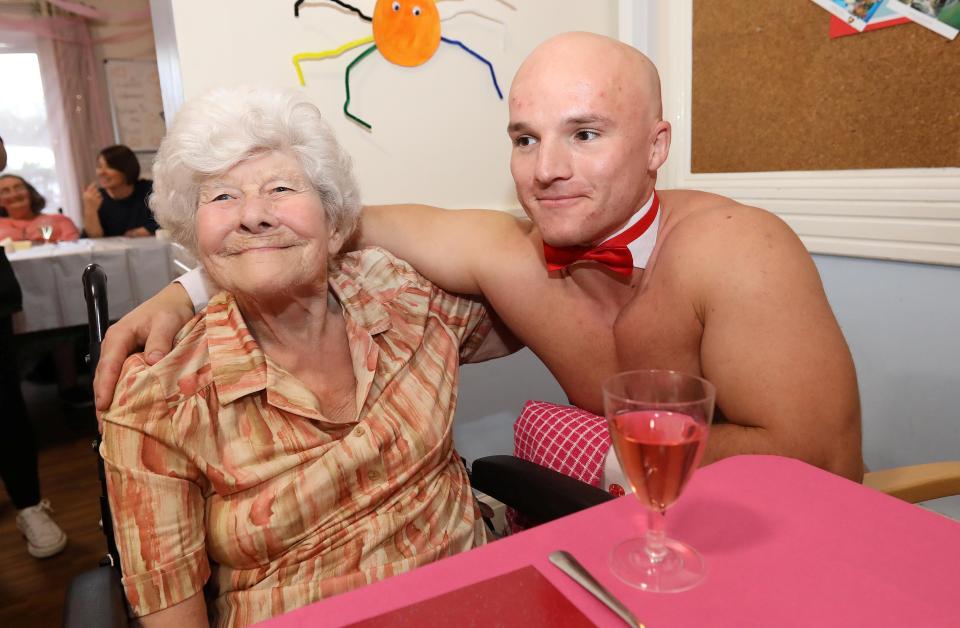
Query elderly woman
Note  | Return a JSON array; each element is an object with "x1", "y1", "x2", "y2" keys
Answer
[
  {"x1": 0, "y1": 175, "x2": 79, "y2": 242},
  {"x1": 101, "y1": 87, "x2": 507, "y2": 627},
  {"x1": 82, "y1": 144, "x2": 158, "y2": 238}
]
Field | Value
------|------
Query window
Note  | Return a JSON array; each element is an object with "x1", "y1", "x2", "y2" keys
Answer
[{"x1": 0, "y1": 50, "x2": 62, "y2": 211}]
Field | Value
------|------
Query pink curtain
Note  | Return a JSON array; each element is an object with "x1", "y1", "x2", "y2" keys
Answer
[
  {"x1": 0, "y1": 14, "x2": 114, "y2": 223},
  {"x1": 46, "y1": 17, "x2": 113, "y2": 200}
]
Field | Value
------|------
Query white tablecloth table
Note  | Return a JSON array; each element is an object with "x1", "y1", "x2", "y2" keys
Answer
[{"x1": 8, "y1": 237, "x2": 193, "y2": 334}]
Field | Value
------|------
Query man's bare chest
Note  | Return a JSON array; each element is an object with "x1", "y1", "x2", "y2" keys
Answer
[{"x1": 485, "y1": 275, "x2": 702, "y2": 412}]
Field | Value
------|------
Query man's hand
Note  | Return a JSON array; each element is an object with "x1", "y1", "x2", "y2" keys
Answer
[{"x1": 94, "y1": 282, "x2": 195, "y2": 412}]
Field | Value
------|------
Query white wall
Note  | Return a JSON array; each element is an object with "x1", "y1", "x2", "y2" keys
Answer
[
  {"x1": 814, "y1": 254, "x2": 960, "y2": 519},
  {"x1": 161, "y1": 0, "x2": 617, "y2": 210}
]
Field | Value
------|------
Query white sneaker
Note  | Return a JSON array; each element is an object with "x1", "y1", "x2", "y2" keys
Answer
[{"x1": 16, "y1": 499, "x2": 68, "y2": 558}]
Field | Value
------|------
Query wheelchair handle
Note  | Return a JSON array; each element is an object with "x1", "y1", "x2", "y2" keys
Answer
[{"x1": 82, "y1": 264, "x2": 109, "y2": 368}]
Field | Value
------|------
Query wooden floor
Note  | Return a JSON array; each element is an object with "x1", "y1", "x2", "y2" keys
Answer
[{"x1": 0, "y1": 381, "x2": 105, "y2": 628}]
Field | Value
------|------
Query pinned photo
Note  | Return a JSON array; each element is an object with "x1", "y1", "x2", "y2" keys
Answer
[
  {"x1": 888, "y1": 0, "x2": 960, "y2": 38},
  {"x1": 809, "y1": 0, "x2": 882, "y2": 30},
  {"x1": 835, "y1": 0, "x2": 886, "y2": 21},
  {"x1": 829, "y1": 0, "x2": 912, "y2": 38}
]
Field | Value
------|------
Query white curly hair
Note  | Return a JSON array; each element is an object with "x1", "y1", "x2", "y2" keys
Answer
[{"x1": 150, "y1": 86, "x2": 361, "y2": 254}]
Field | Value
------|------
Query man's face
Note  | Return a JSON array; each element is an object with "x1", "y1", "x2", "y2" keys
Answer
[{"x1": 508, "y1": 60, "x2": 656, "y2": 247}]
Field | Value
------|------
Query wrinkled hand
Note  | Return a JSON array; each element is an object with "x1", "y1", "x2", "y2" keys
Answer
[{"x1": 94, "y1": 282, "x2": 195, "y2": 421}]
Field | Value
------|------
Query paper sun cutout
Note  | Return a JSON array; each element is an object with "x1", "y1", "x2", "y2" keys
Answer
[{"x1": 292, "y1": 0, "x2": 511, "y2": 130}]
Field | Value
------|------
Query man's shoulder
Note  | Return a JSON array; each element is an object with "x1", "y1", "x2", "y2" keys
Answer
[
  {"x1": 655, "y1": 189, "x2": 815, "y2": 298},
  {"x1": 659, "y1": 189, "x2": 796, "y2": 256},
  {"x1": 490, "y1": 209, "x2": 536, "y2": 243}
]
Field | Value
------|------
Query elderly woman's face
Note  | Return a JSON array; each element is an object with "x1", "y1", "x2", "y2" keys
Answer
[
  {"x1": 0, "y1": 177, "x2": 33, "y2": 219},
  {"x1": 195, "y1": 151, "x2": 343, "y2": 298}
]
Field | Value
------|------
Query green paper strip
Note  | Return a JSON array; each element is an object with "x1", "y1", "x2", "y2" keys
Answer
[{"x1": 344, "y1": 44, "x2": 378, "y2": 130}]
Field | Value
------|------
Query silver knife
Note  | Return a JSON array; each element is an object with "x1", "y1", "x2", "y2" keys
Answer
[{"x1": 549, "y1": 550, "x2": 644, "y2": 628}]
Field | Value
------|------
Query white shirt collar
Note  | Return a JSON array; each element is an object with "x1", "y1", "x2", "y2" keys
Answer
[{"x1": 599, "y1": 193, "x2": 660, "y2": 270}]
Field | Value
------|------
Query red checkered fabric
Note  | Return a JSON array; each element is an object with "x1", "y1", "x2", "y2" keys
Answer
[{"x1": 513, "y1": 400, "x2": 611, "y2": 488}]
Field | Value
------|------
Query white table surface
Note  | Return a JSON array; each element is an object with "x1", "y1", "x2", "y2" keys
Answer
[{"x1": 8, "y1": 237, "x2": 194, "y2": 334}]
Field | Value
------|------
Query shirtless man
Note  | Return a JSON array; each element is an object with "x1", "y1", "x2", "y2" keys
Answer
[{"x1": 93, "y1": 33, "x2": 863, "y2": 480}]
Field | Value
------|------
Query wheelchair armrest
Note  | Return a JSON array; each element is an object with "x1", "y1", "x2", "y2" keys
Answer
[
  {"x1": 470, "y1": 455, "x2": 614, "y2": 525},
  {"x1": 63, "y1": 566, "x2": 128, "y2": 628},
  {"x1": 863, "y1": 461, "x2": 960, "y2": 504}
]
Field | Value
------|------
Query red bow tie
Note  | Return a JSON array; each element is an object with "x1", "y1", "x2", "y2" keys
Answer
[{"x1": 542, "y1": 193, "x2": 660, "y2": 276}]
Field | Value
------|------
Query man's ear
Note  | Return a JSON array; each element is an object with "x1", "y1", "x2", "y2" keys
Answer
[{"x1": 648, "y1": 120, "x2": 671, "y2": 172}]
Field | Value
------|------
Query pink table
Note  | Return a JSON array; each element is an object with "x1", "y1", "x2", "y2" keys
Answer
[{"x1": 261, "y1": 455, "x2": 960, "y2": 627}]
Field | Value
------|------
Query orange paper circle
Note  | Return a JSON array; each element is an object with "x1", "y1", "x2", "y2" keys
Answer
[{"x1": 372, "y1": 0, "x2": 441, "y2": 67}]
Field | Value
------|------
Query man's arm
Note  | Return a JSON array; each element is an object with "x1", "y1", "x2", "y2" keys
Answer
[
  {"x1": 358, "y1": 204, "x2": 525, "y2": 295},
  {"x1": 687, "y1": 207, "x2": 862, "y2": 480},
  {"x1": 95, "y1": 204, "x2": 523, "y2": 411}
]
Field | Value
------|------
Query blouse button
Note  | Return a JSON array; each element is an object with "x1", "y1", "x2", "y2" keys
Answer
[{"x1": 354, "y1": 426, "x2": 365, "y2": 437}]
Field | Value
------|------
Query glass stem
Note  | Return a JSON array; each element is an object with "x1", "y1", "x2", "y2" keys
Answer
[{"x1": 645, "y1": 508, "x2": 668, "y2": 564}]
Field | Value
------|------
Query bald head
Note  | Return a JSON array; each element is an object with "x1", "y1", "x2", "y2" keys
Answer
[
  {"x1": 512, "y1": 32, "x2": 662, "y2": 121},
  {"x1": 507, "y1": 32, "x2": 671, "y2": 248}
]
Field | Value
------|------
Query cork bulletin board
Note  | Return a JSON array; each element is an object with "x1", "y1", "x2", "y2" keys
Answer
[{"x1": 691, "y1": 0, "x2": 960, "y2": 173}]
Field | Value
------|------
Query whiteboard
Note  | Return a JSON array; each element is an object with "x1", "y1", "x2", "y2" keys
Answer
[{"x1": 104, "y1": 59, "x2": 166, "y2": 151}]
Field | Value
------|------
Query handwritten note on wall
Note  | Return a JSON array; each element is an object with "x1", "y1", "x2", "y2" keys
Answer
[{"x1": 104, "y1": 59, "x2": 166, "y2": 151}]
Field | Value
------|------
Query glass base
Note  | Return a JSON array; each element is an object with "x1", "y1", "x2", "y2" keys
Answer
[{"x1": 609, "y1": 536, "x2": 706, "y2": 593}]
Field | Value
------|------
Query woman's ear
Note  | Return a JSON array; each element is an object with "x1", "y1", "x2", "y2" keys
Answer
[{"x1": 327, "y1": 225, "x2": 346, "y2": 258}]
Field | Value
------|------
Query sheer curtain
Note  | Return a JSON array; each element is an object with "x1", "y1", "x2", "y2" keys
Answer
[
  {"x1": 0, "y1": 11, "x2": 115, "y2": 225},
  {"x1": 38, "y1": 17, "x2": 113, "y2": 225}
]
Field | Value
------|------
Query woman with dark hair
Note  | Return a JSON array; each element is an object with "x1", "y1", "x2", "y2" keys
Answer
[
  {"x1": 82, "y1": 144, "x2": 158, "y2": 238},
  {"x1": 0, "y1": 174, "x2": 80, "y2": 242}
]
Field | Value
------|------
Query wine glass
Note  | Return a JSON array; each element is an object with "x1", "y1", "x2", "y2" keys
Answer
[
  {"x1": 39, "y1": 224, "x2": 54, "y2": 245},
  {"x1": 603, "y1": 369, "x2": 716, "y2": 592}
]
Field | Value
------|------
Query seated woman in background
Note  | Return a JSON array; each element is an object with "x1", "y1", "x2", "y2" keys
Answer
[
  {"x1": 82, "y1": 144, "x2": 158, "y2": 237},
  {"x1": 0, "y1": 174, "x2": 79, "y2": 242},
  {"x1": 101, "y1": 87, "x2": 508, "y2": 627}
]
